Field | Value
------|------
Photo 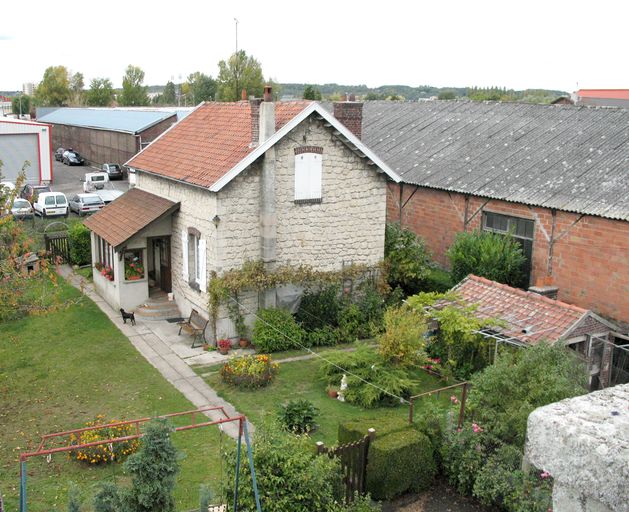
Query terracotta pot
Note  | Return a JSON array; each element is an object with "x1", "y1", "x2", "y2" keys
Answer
[
  {"x1": 218, "y1": 347, "x2": 230, "y2": 355},
  {"x1": 327, "y1": 389, "x2": 338, "y2": 398},
  {"x1": 239, "y1": 338, "x2": 250, "y2": 348},
  {"x1": 127, "y1": 275, "x2": 142, "y2": 281}
]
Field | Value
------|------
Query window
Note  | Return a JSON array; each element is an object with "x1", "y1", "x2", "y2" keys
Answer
[
  {"x1": 94, "y1": 234, "x2": 114, "y2": 278},
  {"x1": 124, "y1": 249, "x2": 144, "y2": 281},
  {"x1": 181, "y1": 228, "x2": 206, "y2": 292},
  {"x1": 294, "y1": 147, "x2": 323, "y2": 202},
  {"x1": 482, "y1": 211, "x2": 534, "y2": 286}
]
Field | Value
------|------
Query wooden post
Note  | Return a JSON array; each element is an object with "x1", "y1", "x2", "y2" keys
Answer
[
  {"x1": 316, "y1": 441, "x2": 326, "y2": 454},
  {"x1": 408, "y1": 399, "x2": 414, "y2": 424},
  {"x1": 458, "y1": 383, "x2": 468, "y2": 429},
  {"x1": 367, "y1": 428, "x2": 375, "y2": 442}
]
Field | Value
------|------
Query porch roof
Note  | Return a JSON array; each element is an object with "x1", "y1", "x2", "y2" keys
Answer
[{"x1": 84, "y1": 188, "x2": 179, "y2": 249}]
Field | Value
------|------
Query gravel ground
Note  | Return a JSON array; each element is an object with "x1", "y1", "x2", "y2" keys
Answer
[{"x1": 383, "y1": 481, "x2": 498, "y2": 512}]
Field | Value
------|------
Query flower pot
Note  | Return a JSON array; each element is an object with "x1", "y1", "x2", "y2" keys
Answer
[
  {"x1": 218, "y1": 348, "x2": 230, "y2": 355},
  {"x1": 239, "y1": 338, "x2": 250, "y2": 348},
  {"x1": 327, "y1": 389, "x2": 338, "y2": 398},
  {"x1": 127, "y1": 275, "x2": 142, "y2": 281}
]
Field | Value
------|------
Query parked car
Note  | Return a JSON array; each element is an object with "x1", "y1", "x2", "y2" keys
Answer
[
  {"x1": 11, "y1": 198, "x2": 34, "y2": 220},
  {"x1": 69, "y1": 193, "x2": 105, "y2": 216},
  {"x1": 20, "y1": 183, "x2": 52, "y2": 203},
  {"x1": 101, "y1": 163, "x2": 124, "y2": 180},
  {"x1": 96, "y1": 189, "x2": 124, "y2": 204},
  {"x1": 33, "y1": 192, "x2": 69, "y2": 218},
  {"x1": 83, "y1": 172, "x2": 109, "y2": 192},
  {"x1": 62, "y1": 149, "x2": 85, "y2": 166},
  {"x1": 54, "y1": 147, "x2": 65, "y2": 162},
  {"x1": 1, "y1": 181, "x2": 15, "y2": 194}
]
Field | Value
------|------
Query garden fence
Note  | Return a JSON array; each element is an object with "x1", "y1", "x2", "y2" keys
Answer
[{"x1": 44, "y1": 232, "x2": 69, "y2": 263}]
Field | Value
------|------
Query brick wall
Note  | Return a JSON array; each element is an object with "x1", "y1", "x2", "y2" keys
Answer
[
  {"x1": 333, "y1": 102, "x2": 363, "y2": 139},
  {"x1": 137, "y1": 115, "x2": 177, "y2": 150},
  {"x1": 387, "y1": 183, "x2": 629, "y2": 323}
]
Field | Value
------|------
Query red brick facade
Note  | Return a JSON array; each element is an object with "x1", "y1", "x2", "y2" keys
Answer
[{"x1": 387, "y1": 183, "x2": 629, "y2": 323}]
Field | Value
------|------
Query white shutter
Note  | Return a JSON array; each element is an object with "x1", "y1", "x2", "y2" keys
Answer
[
  {"x1": 309, "y1": 153, "x2": 322, "y2": 199},
  {"x1": 198, "y1": 238, "x2": 207, "y2": 293},
  {"x1": 294, "y1": 154, "x2": 308, "y2": 200},
  {"x1": 181, "y1": 230, "x2": 188, "y2": 280},
  {"x1": 295, "y1": 153, "x2": 322, "y2": 200}
]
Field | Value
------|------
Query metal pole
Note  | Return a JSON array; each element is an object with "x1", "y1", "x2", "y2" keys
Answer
[
  {"x1": 234, "y1": 18, "x2": 239, "y2": 53},
  {"x1": 233, "y1": 419, "x2": 243, "y2": 512},
  {"x1": 19, "y1": 459, "x2": 26, "y2": 512},
  {"x1": 243, "y1": 420, "x2": 262, "y2": 512}
]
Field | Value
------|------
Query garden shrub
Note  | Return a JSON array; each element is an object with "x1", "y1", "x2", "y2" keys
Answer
[
  {"x1": 446, "y1": 230, "x2": 527, "y2": 287},
  {"x1": 252, "y1": 307, "x2": 305, "y2": 352},
  {"x1": 338, "y1": 302, "x2": 370, "y2": 341},
  {"x1": 220, "y1": 354, "x2": 279, "y2": 388},
  {"x1": 305, "y1": 325, "x2": 340, "y2": 347},
  {"x1": 377, "y1": 305, "x2": 428, "y2": 366},
  {"x1": 295, "y1": 285, "x2": 342, "y2": 331},
  {"x1": 419, "y1": 266, "x2": 454, "y2": 293},
  {"x1": 277, "y1": 399, "x2": 319, "y2": 434},
  {"x1": 68, "y1": 222, "x2": 92, "y2": 266},
  {"x1": 366, "y1": 429, "x2": 436, "y2": 500},
  {"x1": 93, "y1": 482, "x2": 121, "y2": 512},
  {"x1": 342, "y1": 494, "x2": 382, "y2": 512},
  {"x1": 338, "y1": 416, "x2": 409, "y2": 444},
  {"x1": 69, "y1": 415, "x2": 139, "y2": 465},
  {"x1": 384, "y1": 223, "x2": 431, "y2": 294}
]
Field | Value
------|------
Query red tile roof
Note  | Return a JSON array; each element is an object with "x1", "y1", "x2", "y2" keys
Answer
[
  {"x1": 84, "y1": 188, "x2": 179, "y2": 248},
  {"x1": 126, "y1": 101, "x2": 312, "y2": 189},
  {"x1": 577, "y1": 89, "x2": 629, "y2": 100},
  {"x1": 454, "y1": 275, "x2": 587, "y2": 344}
]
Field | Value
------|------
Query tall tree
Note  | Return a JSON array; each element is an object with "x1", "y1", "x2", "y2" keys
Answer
[
  {"x1": 216, "y1": 51, "x2": 264, "y2": 101},
  {"x1": 86, "y1": 78, "x2": 114, "y2": 107},
  {"x1": 161, "y1": 81, "x2": 176, "y2": 105},
  {"x1": 69, "y1": 72, "x2": 84, "y2": 105},
  {"x1": 11, "y1": 94, "x2": 31, "y2": 116},
  {"x1": 302, "y1": 85, "x2": 322, "y2": 100},
  {"x1": 119, "y1": 65, "x2": 149, "y2": 106},
  {"x1": 34, "y1": 65, "x2": 70, "y2": 106},
  {"x1": 186, "y1": 72, "x2": 216, "y2": 103}
]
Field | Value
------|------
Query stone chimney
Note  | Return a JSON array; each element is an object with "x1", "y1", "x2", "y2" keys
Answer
[
  {"x1": 528, "y1": 284, "x2": 559, "y2": 300},
  {"x1": 333, "y1": 97, "x2": 363, "y2": 139},
  {"x1": 259, "y1": 85, "x2": 275, "y2": 143},
  {"x1": 250, "y1": 98, "x2": 261, "y2": 146}
]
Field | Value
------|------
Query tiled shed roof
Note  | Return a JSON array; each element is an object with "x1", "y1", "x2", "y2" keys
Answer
[
  {"x1": 126, "y1": 101, "x2": 312, "y2": 189},
  {"x1": 83, "y1": 188, "x2": 179, "y2": 248},
  {"x1": 454, "y1": 275, "x2": 588, "y2": 344}
]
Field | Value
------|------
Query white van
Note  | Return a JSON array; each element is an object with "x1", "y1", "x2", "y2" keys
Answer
[
  {"x1": 33, "y1": 192, "x2": 69, "y2": 218},
  {"x1": 83, "y1": 172, "x2": 109, "y2": 192}
]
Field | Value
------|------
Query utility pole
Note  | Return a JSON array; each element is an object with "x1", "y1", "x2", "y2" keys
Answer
[{"x1": 234, "y1": 18, "x2": 239, "y2": 53}]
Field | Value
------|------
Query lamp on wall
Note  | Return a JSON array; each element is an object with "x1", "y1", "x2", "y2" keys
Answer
[{"x1": 212, "y1": 215, "x2": 221, "y2": 228}]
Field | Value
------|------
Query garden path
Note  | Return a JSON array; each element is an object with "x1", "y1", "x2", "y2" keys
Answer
[{"x1": 57, "y1": 265, "x2": 248, "y2": 440}]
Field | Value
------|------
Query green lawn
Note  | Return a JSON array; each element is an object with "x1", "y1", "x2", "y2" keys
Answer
[
  {"x1": 205, "y1": 355, "x2": 455, "y2": 446},
  {"x1": 0, "y1": 277, "x2": 225, "y2": 512}
]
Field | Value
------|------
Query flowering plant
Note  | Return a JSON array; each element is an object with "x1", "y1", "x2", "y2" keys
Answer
[
  {"x1": 125, "y1": 261, "x2": 144, "y2": 280},
  {"x1": 217, "y1": 339, "x2": 232, "y2": 351},
  {"x1": 69, "y1": 415, "x2": 139, "y2": 465},
  {"x1": 100, "y1": 265, "x2": 114, "y2": 281},
  {"x1": 220, "y1": 354, "x2": 279, "y2": 389}
]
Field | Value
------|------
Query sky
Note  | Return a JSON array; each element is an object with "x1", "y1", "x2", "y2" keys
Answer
[{"x1": 1, "y1": 0, "x2": 628, "y2": 93}]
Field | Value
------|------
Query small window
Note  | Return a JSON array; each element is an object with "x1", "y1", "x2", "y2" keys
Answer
[
  {"x1": 124, "y1": 249, "x2": 144, "y2": 281},
  {"x1": 44, "y1": 196, "x2": 55, "y2": 205},
  {"x1": 294, "y1": 152, "x2": 322, "y2": 202},
  {"x1": 182, "y1": 228, "x2": 206, "y2": 292}
]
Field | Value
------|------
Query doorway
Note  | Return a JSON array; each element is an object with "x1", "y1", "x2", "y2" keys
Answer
[{"x1": 148, "y1": 237, "x2": 172, "y2": 293}]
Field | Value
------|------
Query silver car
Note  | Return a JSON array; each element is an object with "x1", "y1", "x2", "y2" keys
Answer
[
  {"x1": 69, "y1": 193, "x2": 105, "y2": 216},
  {"x1": 11, "y1": 198, "x2": 34, "y2": 219}
]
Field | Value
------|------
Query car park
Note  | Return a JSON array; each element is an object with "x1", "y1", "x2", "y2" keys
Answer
[
  {"x1": 54, "y1": 147, "x2": 65, "y2": 161},
  {"x1": 33, "y1": 192, "x2": 69, "y2": 217},
  {"x1": 20, "y1": 183, "x2": 52, "y2": 203},
  {"x1": 10, "y1": 198, "x2": 34, "y2": 220},
  {"x1": 69, "y1": 193, "x2": 105, "y2": 216},
  {"x1": 62, "y1": 149, "x2": 85, "y2": 166},
  {"x1": 101, "y1": 163, "x2": 124, "y2": 180}
]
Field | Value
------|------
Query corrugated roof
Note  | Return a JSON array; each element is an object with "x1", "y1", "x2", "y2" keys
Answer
[
  {"x1": 454, "y1": 275, "x2": 587, "y2": 344},
  {"x1": 37, "y1": 108, "x2": 177, "y2": 134},
  {"x1": 126, "y1": 101, "x2": 312, "y2": 189},
  {"x1": 84, "y1": 188, "x2": 179, "y2": 247},
  {"x1": 360, "y1": 101, "x2": 629, "y2": 221}
]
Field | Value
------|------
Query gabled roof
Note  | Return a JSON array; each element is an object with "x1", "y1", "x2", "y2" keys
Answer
[
  {"x1": 360, "y1": 101, "x2": 629, "y2": 221},
  {"x1": 84, "y1": 188, "x2": 179, "y2": 248},
  {"x1": 126, "y1": 101, "x2": 400, "y2": 191},
  {"x1": 37, "y1": 108, "x2": 177, "y2": 134},
  {"x1": 453, "y1": 275, "x2": 611, "y2": 344},
  {"x1": 577, "y1": 89, "x2": 629, "y2": 100}
]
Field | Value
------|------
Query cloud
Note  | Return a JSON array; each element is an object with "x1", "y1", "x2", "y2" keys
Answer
[{"x1": 0, "y1": 35, "x2": 14, "y2": 40}]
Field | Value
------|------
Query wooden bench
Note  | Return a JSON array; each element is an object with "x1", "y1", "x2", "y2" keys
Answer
[{"x1": 177, "y1": 309, "x2": 209, "y2": 348}]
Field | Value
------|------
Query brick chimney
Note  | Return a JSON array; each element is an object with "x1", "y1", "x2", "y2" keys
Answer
[
  {"x1": 333, "y1": 98, "x2": 363, "y2": 139},
  {"x1": 250, "y1": 98, "x2": 261, "y2": 146},
  {"x1": 528, "y1": 284, "x2": 559, "y2": 300}
]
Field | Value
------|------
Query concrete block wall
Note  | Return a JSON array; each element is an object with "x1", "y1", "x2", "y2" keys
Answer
[{"x1": 387, "y1": 183, "x2": 629, "y2": 323}]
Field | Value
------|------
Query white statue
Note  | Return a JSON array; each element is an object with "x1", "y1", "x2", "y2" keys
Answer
[{"x1": 337, "y1": 374, "x2": 348, "y2": 402}]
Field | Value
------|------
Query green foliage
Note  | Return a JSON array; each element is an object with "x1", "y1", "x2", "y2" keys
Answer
[
  {"x1": 67, "y1": 482, "x2": 81, "y2": 512},
  {"x1": 296, "y1": 285, "x2": 341, "y2": 331},
  {"x1": 338, "y1": 303, "x2": 368, "y2": 342},
  {"x1": 338, "y1": 416, "x2": 408, "y2": 444},
  {"x1": 319, "y1": 344, "x2": 415, "y2": 408},
  {"x1": 93, "y1": 482, "x2": 121, "y2": 512},
  {"x1": 384, "y1": 223, "x2": 431, "y2": 294},
  {"x1": 198, "y1": 484, "x2": 212, "y2": 512},
  {"x1": 305, "y1": 325, "x2": 340, "y2": 347},
  {"x1": 468, "y1": 343, "x2": 587, "y2": 446},
  {"x1": 419, "y1": 266, "x2": 453, "y2": 293},
  {"x1": 223, "y1": 423, "x2": 344, "y2": 512},
  {"x1": 342, "y1": 494, "x2": 381, "y2": 512},
  {"x1": 123, "y1": 419, "x2": 180, "y2": 512},
  {"x1": 86, "y1": 78, "x2": 115, "y2": 107},
  {"x1": 277, "y1": 399, "x2": 319, "y2": 434},
  {"x1": 252, "y1": 307, "x2": 304, "y2": 352},
  {"x1": 217, "y1": 50, "x2": 265, "y2": 101},
  {"x1": 35, "y1": 65, "x2": 71, "y2": 106},
  {"x1": 119, "y1": 65, "x2": 149, "y2": 106},
  {"x1": 447, "y1": 230, "x2": 527, "y2": 287},
  {"x1": 68, "y1": 222, "x2": 91, "y2": 266},
  {"x1": 367, "y1": 429, "x2": 436, "y2": 500},
  {"x1": 186, "y1": 72, "x2": 216, "y2": 103},
  {"x1": 69, "y1": 72, "x2": 84, "y2": 106},
  {"x1": 438, "y1": 90, "x2": 456, "y2": 100},
  {"x1": 377, "y1": 305, "x2": 427, "y2": 366},
  {"x1": 303, "y1": 85, "x2": 322, "y2": 100},
  {"x1": 11, "y1": 94, "x2": 31, "y2": 116},
  {"x1": 160, "y1": 81, "x2": 176, "y2": 105}
]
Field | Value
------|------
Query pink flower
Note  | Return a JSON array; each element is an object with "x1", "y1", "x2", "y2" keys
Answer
[
  {"x1": 456, "y1": 428, "x2": 462, "y2": 433},
  {"x1": 472, "y1": 423, "x2": 483, "y2": 433},
  {"x1": 450, "y1": 395, "x2": 459, "y2": 404},
  {"x1": 540, "y1": 471, "x2": 551, "y2": 479}
]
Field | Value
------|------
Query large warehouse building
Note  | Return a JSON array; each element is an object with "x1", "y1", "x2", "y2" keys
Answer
[
  {"x1": 36, "y1": 108, "x2": 184, "y2": 166},
  {"x1": 0, "y1": 117, "x2": 53, "y2": 184}
]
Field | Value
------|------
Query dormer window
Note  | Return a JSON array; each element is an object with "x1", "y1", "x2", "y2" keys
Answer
[{"x1": 294, "y1": 146, "x2": 323, "y2": 203}]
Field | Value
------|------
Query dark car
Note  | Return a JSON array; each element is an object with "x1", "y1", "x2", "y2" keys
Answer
[
  {"x1": 20, "y1": 183, "x2": 52, "y2": 203},
  {"x1": 54, "y1": 147, "x2": 65, "y2": 162},
  {"x1": 101, "y1": 163, "x2": 124, "y2": 180},
  {"x1": 62, "y1": 149, "x2": 85, "y2": 166}
]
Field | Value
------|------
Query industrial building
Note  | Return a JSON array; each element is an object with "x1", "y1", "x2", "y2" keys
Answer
[{"x1": 0, "y1": 117, "x2": 53, "y2": 184}]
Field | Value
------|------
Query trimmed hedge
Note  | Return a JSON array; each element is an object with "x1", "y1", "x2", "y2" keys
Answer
[
  {"x1": 252, "y1": 307, "x2": 304, "y2": 352},
  {"x1": 68, "y1": 223, "x2": 91, "y2": 266},
  {"x1": 339, "y1": 418, "x2": 436, "y2": 501}
]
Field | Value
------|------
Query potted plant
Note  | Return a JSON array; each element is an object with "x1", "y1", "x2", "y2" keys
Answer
[
  {"x1": 239, "y1": 338, "x2": 250, "y2": 348},
  {"x1": 125, "y1": 261, "x2": 144, "y2": 281},
  {"x1": 326, "y1": 386, "x2": 338, "y2": 399},
  {"x1": 217, "y1": 339, "x2": 231, "y2": 355}
]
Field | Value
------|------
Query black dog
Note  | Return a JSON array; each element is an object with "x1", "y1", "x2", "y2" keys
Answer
[{"x1": 120, "y1": 308, "x2": 136, "y2": 326}]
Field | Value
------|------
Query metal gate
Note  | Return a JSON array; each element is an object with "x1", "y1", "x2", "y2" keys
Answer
[
  {"x1": 44, "y1": 232, "x2": 70, "y2": 263},
  {"x1": 316, "y1": 428, "x2": 375, "y2": 503}
]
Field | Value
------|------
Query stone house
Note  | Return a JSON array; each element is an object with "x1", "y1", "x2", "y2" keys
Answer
[{"x1": 84, "y1": 89, "x2": 399, "y2": 340}]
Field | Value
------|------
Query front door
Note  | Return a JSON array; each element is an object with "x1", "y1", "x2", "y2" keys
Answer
[{"x1": 149, "y1": 237, "x2": 172, "y2": 293}]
